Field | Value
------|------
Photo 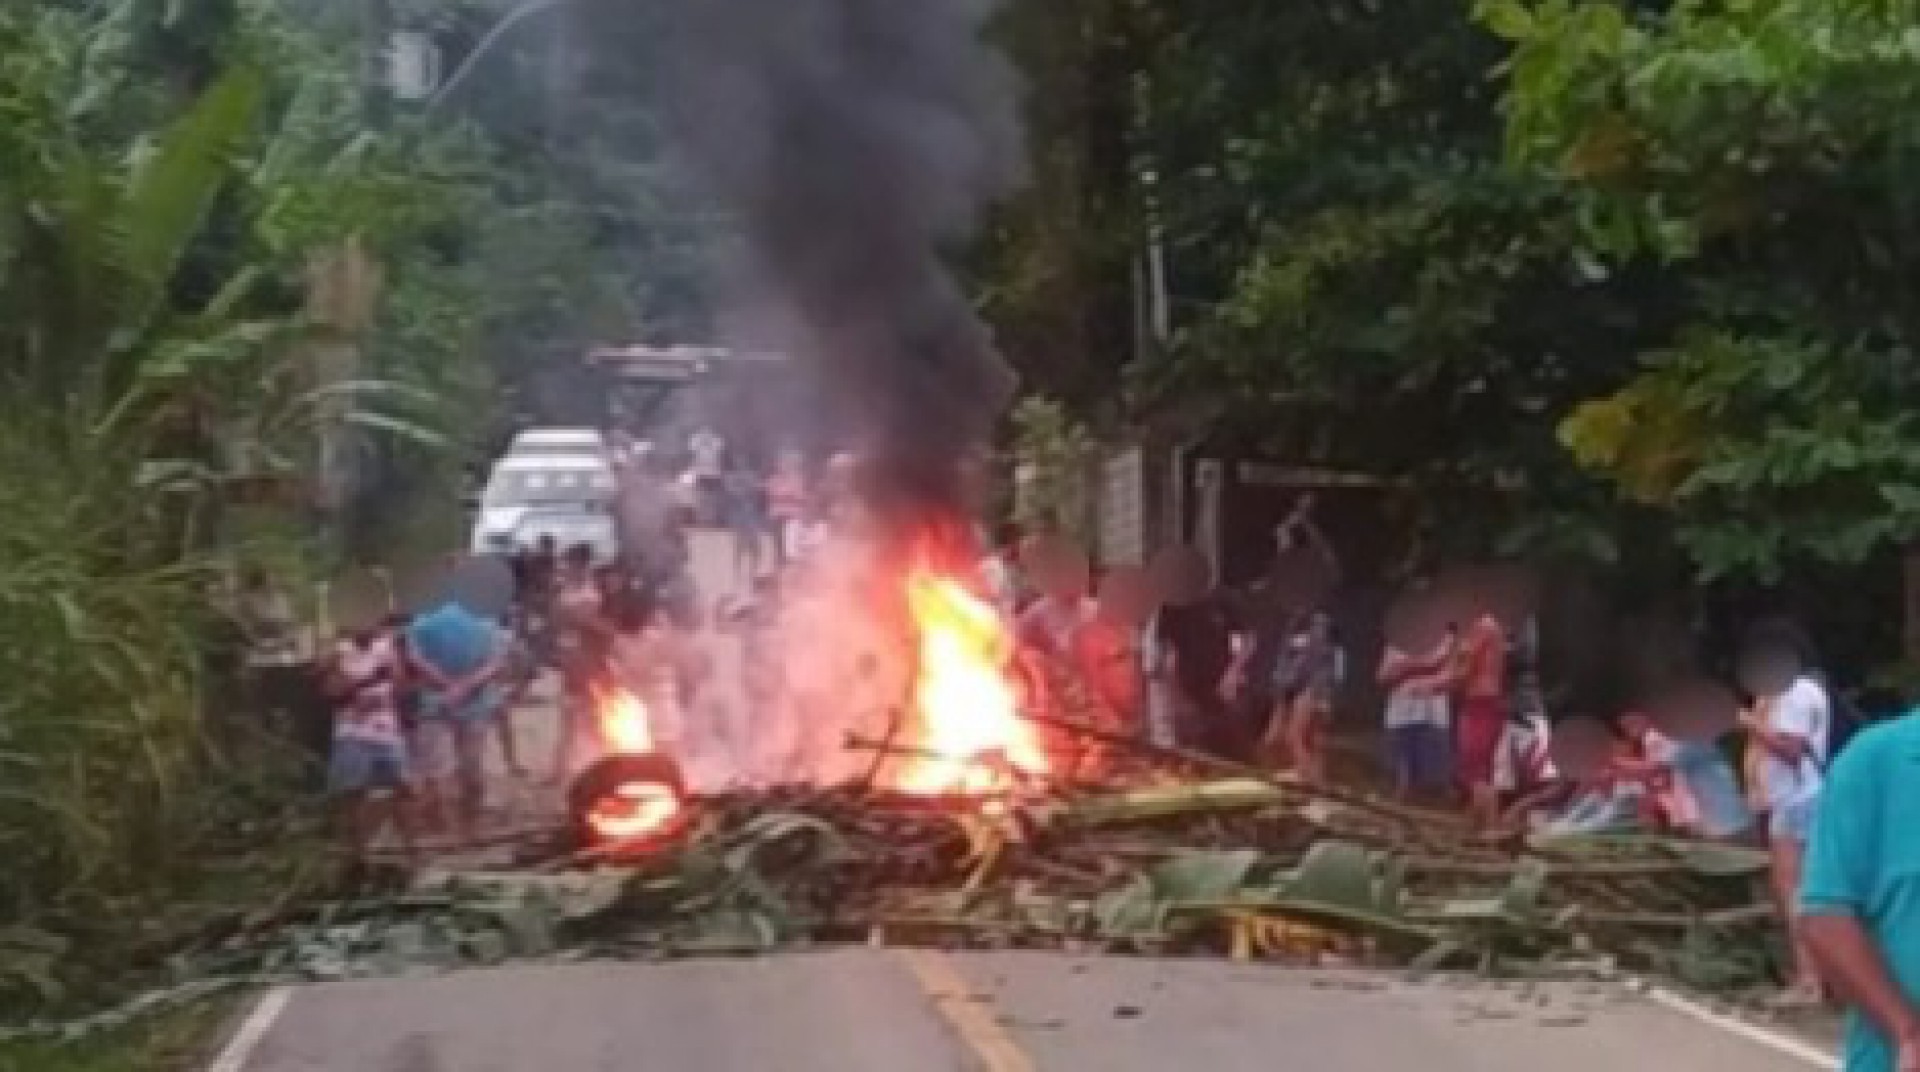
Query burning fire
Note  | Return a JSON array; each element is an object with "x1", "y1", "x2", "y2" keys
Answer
[
  {"x1": 578, "y1": 681, "x2": 684, "y2": 844},
  {"x1": 583, "y1": 779, "x2": 684, "y2": 843},
  {"x1": 593, "y1": 680, "x2": 655, "y2": 755},
  {"x1": 894, "y1": 561, "x2": 1048, "y2": 794}
]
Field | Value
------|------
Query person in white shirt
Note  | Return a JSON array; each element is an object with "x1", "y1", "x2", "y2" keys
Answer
[
  {"x1": 687, "y1": 427, "x2": 726, "y2": 524},
  {"x1": 324, "y1": 622, "x2": 417, "y2": 864},
  {"x1": 1743, "y1": 660, "x2": 1831, "y2": 1006},
  {"x1": 1017, "y1": 540, "x2": 1096, "y2": 659},
  {"x1": 1378, "y1": 631, "x2": 1455, "y2": 801}
]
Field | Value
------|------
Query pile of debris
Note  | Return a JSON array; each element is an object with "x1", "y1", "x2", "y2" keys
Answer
[
  {"x1": 220, "y1": 773, "x2": 1782, "y2": 988},
  {"x1": 1, "y1": 761, "x2": 1785, "y2": 1043},
  {"x1": 533, "y1": 773, "x2": 1779, "y2": 989}
]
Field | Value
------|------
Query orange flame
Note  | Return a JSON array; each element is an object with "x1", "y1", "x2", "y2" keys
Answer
[
  {"x1": 895, "y1": 563, "x2": 1048, "y2": 794},
  {"x1": 593, "y1": 680, "x2": 655, "y2": 755},
  {"x1": 582, "y1": 682, "x2": 683, "y2": 842},
  {"x1": 585, "y1": 781, "x2": 683, "y2": 842}
]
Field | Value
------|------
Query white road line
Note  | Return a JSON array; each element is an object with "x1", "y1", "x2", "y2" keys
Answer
[
  {"x1": 204, "y1": 986, "x2": 292, "y2": 1072},
  {"x1": 1642, "y1": 985, "x2": 1840, "y2": 1070}
]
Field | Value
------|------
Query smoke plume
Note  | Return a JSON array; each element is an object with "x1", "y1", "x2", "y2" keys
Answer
[{"x1": 656, "y1": 0, "x2": 1024, "y2": 521}]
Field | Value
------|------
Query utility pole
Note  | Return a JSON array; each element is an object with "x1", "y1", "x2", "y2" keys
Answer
[
  {"x1": 361, "y1": 0, "x2": 393, "y2": 124},
  {"x1": 309, "y1": 0, "x2": 394, "y2": 538},
  {"x1": 544, "y1": 1, "x2": 574, "y2": 149}
]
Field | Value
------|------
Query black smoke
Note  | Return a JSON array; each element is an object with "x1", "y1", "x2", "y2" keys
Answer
[{"x1": 653, "y1": 0, "x2": 1024, "y2": 522}]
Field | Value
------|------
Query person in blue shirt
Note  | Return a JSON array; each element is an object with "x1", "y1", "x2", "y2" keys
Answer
[
  {"x1": 1614, "y1": 711, "x2": 1753, "y2": 840},
  {"x1": 405, "y1": 599, "x2": 514, "y2": 840},
  {"x1": 1800, "y1": 712, "x2": 1920, "y2": 1071}
]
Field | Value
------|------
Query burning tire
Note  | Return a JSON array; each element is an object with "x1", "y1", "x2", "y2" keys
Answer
[{"x1": 567, "y1": 752, "x2": 690, "y2": 850}]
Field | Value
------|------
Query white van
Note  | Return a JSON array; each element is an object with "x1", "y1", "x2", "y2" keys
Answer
[
  {"x1": 505, "y1": 428, "x2": 607, "y2": 459},
  {"x1": 468, "y1": 452, "x2": 620, "y2": 559}
]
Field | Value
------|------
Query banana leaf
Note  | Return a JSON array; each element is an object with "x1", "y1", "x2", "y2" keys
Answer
[
  {"x1": 1428, "y1": 858, "x2": 1552, "y2": 926},
  {"x1": 1252, "y1": 841, "x2": 1440, "y2": 946},
  {"x1": 1095, "y1": 848, "x2": 1266, "y2": 938},
  {"x1": 1064, "y1": 779, "x2": 1288, "y2": 828},
  {"x1": 1668, "y1": 841, "x2": 1770, "y2": 878},
  {"x1": 418, "y1": 870, "x2": 636, "y2": 925},
  {"x1": 1525, "y1": 833, "x2": 1767, "y2": 877},
  {"x1": 655, "y1": 909, "x2": 786, "y2": 957},
  {"x1": 720, "y1": 812, "x2": 851, "y2": 874},
  {"x1": 1634, "y1": 922, "x2": 1775, "y2": 992}
]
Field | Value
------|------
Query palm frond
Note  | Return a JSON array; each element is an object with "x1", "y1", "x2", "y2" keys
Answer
[{"x1": 115, "y1": 59, "x2": 265, "y2": 288}]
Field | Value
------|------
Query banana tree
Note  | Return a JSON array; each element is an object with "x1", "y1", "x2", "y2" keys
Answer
[{"x1": 0, "y1": 6, "x2": 443, "y2": 950}]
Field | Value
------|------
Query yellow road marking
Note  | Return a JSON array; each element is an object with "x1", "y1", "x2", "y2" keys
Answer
[{"x1": 895, "y1": 948, "x2": 1038, "y2": 1072}]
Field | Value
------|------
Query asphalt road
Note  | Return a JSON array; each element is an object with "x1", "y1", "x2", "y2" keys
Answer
[{"x1": 223, "y1": 950, "x2": 1830, "y2": 1072}]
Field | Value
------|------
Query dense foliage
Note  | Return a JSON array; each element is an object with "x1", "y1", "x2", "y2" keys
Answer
[
  {"x1": 982, "y1": 0, "x2": 1920, "y2": 670},
  {"x1": 0, "y1": 1, "x2": 428, "y2": 1006},
  {"x1": 1495, "y1": 0, "x2": 1920, "y2": 583},
  {"x1": 0, "y1": 0, "x2": 713, "y2": 1015}
]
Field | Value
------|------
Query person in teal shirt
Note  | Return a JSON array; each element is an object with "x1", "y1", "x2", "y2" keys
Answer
[
  {"x1": 1800, "y1": 712, "x2": 1920, "y2": 1071},
  {"x1": 405, "y1": 600, "x2": 515, "y2": 838}
]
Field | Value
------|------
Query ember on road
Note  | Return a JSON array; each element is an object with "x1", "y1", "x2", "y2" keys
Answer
[{"x1": 224, "y1": 951, "x2": 1826, "y2": 1072}]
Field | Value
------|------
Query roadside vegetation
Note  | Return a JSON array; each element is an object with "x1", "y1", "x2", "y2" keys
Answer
[
  {"x1": 0, "y1": 0, "x2": 705, "y2": 1056},
  {"x1": 2, "y1": 1000, "x2": 234, "y2": 1072},
  {"x1": 10, "y1": 0, "x2": 1920, "y2": 1062}
]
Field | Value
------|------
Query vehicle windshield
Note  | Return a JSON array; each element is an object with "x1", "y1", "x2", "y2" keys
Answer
[
  {"x1": 509, "y1": 445, "x2": 605, "y2": 458},
  {"x1": 509, "y1": 437, "x2": 604, "y2": 457},
  {"x1": 483, "y1": 468, "x2": 615, "y2": 507}
]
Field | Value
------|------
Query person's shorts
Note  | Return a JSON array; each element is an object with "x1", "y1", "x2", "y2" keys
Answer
[
  {"x1": 1387, "y1": 723, "x2": 1452, "y2": 792},
  {"x1": 1455, "y1": 697, "x2": 1506, "y2": 788},
  {"x1": 1769, "y1": 796, "x2": 1818, "y2": 843},
  {"x1": 329, "y1": 736, "x2": 409, "y2": 794},
  {"x1": 410, "y1": 719, "x2": 485, "y2": 786}
]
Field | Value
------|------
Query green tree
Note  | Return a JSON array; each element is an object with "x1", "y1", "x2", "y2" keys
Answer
[
  {"x1": 977, "y1": 0, "x2": 1155, "y2": 411},
  {"x1": 1492, "y1": 0, "x2": 1920, "y2": 584},
  {"x1": 1105, "y1": 1, "x2": 1686, "y2": 565},
  {"x1": 0, "y1": 4, "x2": 457, "y2": 1007}
]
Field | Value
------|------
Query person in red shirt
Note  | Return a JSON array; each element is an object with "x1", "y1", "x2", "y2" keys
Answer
[
  {"x1": 1457, "y1": 614, "x2": 1509, "y2": 827},
  {"x1": 1072, "y1": 566, "x2": 1152, "y2": 734},
  {"x1": 765, "y1": 448, "x2": 809, "y2": 566}
]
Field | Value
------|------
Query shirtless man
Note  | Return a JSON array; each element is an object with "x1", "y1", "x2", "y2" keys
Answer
[{"x1": 550, "y1": 544, "x2": 612, "y2": 782}]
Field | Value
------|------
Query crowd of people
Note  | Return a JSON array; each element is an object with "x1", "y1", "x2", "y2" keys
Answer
[
  {"x1": 1022, "y1": 498, "x2": 1828, "y2": 855},
  {"x1": 241, "y1": 468, "x2": 1849, "y2": 878},
  {"x1": 233, "y1": 569, "x2": 533, "y2": 867},
  {"x1": 226, "y1": 435, "x2": 1920, "y2": 1060},
  {"x1": 239, "y1": 447, "x2": 1845, "y2": 960},
  {"x1": 987, "y1": 498, "x2": 1855, "y2": 1013}
]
